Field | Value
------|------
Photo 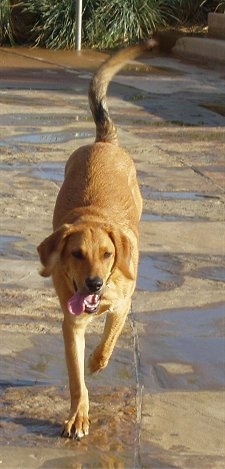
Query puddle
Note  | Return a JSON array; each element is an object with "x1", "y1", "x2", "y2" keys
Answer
[
  {"x1": 0, "y1": 330, "x2": 136, "y2": 460},
  {"x1": 0, "y1": 234, "x2": 36, "y2": 261},
  {"x1": 0, "y1": 333, "x2": 66, "y2": 387},
  {"x1": 137, "y1": 254, "x2": 181, "y2": 292},
  {"x1": 0, "y1": 383, "x2": 136, "y2": 465},
  {"x1": 139, "y1": 303, "x2": 225, "y2": 391},
  {"x1": 0, "y1": 129, "x2": 92, "y2": 146},
  {"x1": 0, "y1": 161, "x2": 65, "y2": 183},
  {"x1": 123, "y1": 63, "x2": 184, "y2": 76},
  {"x1": 192, "y1": 265, "x2": 225, "y2": 282},
  {"x1": 1, "y1": 113, "x2": 90, "y2": 127},
  {"x1": 0, "y1": 94, "x2": 77, "y2": 106},
  {"x1": 141, "y1": 188, "x2": 221, "y2": 201},
  {"x1": 28, "y1": 162, "x2": 65, "y2": 182},
  {"x1": 142, "y1": 212, "x2": 208, "y2": 222},
  {"x1": 142, "y1": 213, "x2": 178, "y2": 222},
  {"x1": 0, "y1": 330, "x2": 134, "y2": 388},
  {"x1": 0, "y1": 235, "x2": 24, "y2": 255}
]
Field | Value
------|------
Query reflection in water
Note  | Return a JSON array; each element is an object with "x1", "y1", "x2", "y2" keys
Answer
[
  {"x1": 137, "y1": 254, "x2": 181, "y2": 292},
  {"x1": 139, "y1": 303, "x2": 225, "y2": 390},
  {"x1": 141, "y1": 187, "x2": 221, "y2": 201},
  {"x1": 40, "y1": 453, "x2": 129, "y2": 468},
  {"x1": 0, "y1": 129, "x2": 92, "y2": 146}
]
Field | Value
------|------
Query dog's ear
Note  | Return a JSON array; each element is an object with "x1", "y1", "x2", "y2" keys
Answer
[
  {"x1": 37, "y1": 224, "x2": 73, "y2": 277},
  {"x1": 108, "y1": 229, "x2": 134, "y2": 280}
]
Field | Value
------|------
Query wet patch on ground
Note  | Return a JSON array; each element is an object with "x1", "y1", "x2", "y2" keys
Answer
[
  {"x1": 137, "y1": 253, "x2": 182, "y2": 292},
  {"x1": 0, "y1": 129, "x2": 92, "y2": 146},
  {"x1": 0, "y1": 327, "x2": 136, "y2": 464},
  {"x1": 122, "y1": 91, "x2": 225, "y2": 127},
  {"x1": 0, "y1": 112, "x2": 91, "y2": 127},
  {"x1": 123, "y1": 62, "x2": 185, "y2": 76},
  {"x1": 0, "y1": 235, "x2": 24, "y2": 256},
  {"x1": 137, "y1": 252, "x2": 225, "y2": 293},
  {"x1": 0, "y1": 161, "x2": 65, "y2": 192},
  {"x1": 191, "y1": 265, "x2": 225, "y2": 282},
  {"x1": 0, "y1": 384, "x2": 136, "y2": 463},
  {"x1": 137, "y1": 302, "x2": 225, "y2": 391},
  {"x1": 27, "y1": 162, "x2": 64, "y2": 183},
  {"x1": 0, "y1": 93, "x2": 72, "y2": 107},
  {"x1": 0, "y1": 328, "x2": 135, "y2": 387},
  {"x1": 0, "y1": 234, "x2": 36, "y2": 261},
  {"x1": 141, "y1": 187, "x2": 221, "y2": 201},
  {"x1": 142, "y1": 211, "x2": 209, "y2": 221}
]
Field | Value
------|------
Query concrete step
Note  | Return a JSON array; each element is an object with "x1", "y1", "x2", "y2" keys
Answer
[{"x1": 173, "y1": 36, "x2": 225, "y2": 64}]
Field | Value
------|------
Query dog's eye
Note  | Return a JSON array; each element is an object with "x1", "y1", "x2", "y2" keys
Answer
[
  {"x1": 72, "y1": 250, "x2": 85, "y2": 260},
  {"x1": 103, "y1": 251, "x2": 112, "y2": 259}
]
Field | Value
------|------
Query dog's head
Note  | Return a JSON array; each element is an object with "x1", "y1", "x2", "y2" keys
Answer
[{"x1": 37, "y1": 223, "x2": 134, "y2": 296}]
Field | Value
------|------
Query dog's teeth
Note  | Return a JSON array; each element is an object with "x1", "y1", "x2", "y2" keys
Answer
[{"x1": 84, "y1": 297, "x2": 100, "y2": 313}]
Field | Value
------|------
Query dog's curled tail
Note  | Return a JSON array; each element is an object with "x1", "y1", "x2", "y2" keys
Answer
[{"x1": 88, "y1": 38, "x2": 159, "y2": 145}]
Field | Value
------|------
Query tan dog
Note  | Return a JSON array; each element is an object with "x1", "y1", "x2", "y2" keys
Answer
[{"x1": 37, "y1": 39, "x2": 158, "y2": 439}]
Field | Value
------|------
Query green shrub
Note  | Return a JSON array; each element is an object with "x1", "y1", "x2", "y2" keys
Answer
[
  {"x1": 21, "y1": 0, "x2": 97, "y2": 48},
  {"x1": 21, "y1": 0, "x2": 76, "y2": 48},
  {"x1": 0, "y1": 0, "x2": 14, "y2": 45},
  {"x1": 172, "y1": 1, "x2": 222, "y2": 24},
  {"x1": 215, "y1": 0, "x2": 225, "y2": 11},
  {"x1": 0, "y1": 0, "x2": 224, "y2": 49},
  {"x1": 84, "y1": 0, "x2": 176, "y2": 48}
]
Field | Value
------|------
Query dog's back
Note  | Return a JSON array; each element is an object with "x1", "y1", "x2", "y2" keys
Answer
[{"x1": 53, "y1": 143, "x2": 140, "y2": 229}]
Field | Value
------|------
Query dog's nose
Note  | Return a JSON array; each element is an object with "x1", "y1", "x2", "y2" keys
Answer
[{"x1": 85, "y1": 276, "x2": 103, "y2": 293}]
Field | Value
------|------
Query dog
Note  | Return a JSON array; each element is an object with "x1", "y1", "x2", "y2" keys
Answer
[{"x1": 37, "y1": 38, "x2": 158, "y2": 439}]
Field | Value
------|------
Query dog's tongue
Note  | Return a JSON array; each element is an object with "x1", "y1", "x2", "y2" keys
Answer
[{"x1": 67, "y1": 292, "x2": 99, "y2": 316}]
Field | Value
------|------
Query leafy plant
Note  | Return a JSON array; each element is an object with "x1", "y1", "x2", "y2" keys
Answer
[
  {"x1": 0, "y1": 0, "x2": 224, "y2": 48},
  {"x1": 215, "y1": 0, "x2": 225, "y2": 11},
  {"x1": 0, "y1": 0, "x2": 15, "y2": 45},
  {"x1": 172, "y1": 0, "x2": 222, "y2": 23},
  {"x1": 178, "y1": 0, "x2": 225, "y2": 22},
  {"x1": 84, "y1": 0, "x2": 176, "y2": 48},
  {"x1": 22, "y1": 0, "x2": 77, "y2": 48}
]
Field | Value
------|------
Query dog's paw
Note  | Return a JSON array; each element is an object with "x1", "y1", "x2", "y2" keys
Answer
[
  {"x1": 88, "y1": 346, "x2": 108, "y2": 374},
  {"x1": 61, "y1": 415, "x2": 89, "y2": 440},
  {"x1": 61, "y1": 393, "x2": 90, "y2": 440}
]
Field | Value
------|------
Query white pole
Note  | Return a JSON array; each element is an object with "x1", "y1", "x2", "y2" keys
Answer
[{"x1": 75, "y1": 0, "x2": 83, "y2": 51}]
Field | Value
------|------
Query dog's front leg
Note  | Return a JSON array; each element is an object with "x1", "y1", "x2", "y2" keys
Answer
[
  {"x1": 62, "y1": 319, "x2": 89, "y2": 439},
  {"x1": 89, "y1": 301, "x2": 130, "y2": 373}
]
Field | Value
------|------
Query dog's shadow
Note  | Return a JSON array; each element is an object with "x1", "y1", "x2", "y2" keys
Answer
[{"x1": 1, "y1": 415, "x2": 62, "y2": 438}]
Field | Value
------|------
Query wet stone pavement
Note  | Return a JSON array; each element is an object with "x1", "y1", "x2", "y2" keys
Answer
[{"x1": 0, "y1": 47, "x2": 225, "y2": 468}]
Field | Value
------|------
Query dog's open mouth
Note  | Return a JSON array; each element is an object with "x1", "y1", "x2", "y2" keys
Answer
[
  {"x1": 67, "y1": 292, "x2": 100, "y2": 316},
  {"x1": 84, "y1": 294, "x2": 100, "y2": 313}
]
